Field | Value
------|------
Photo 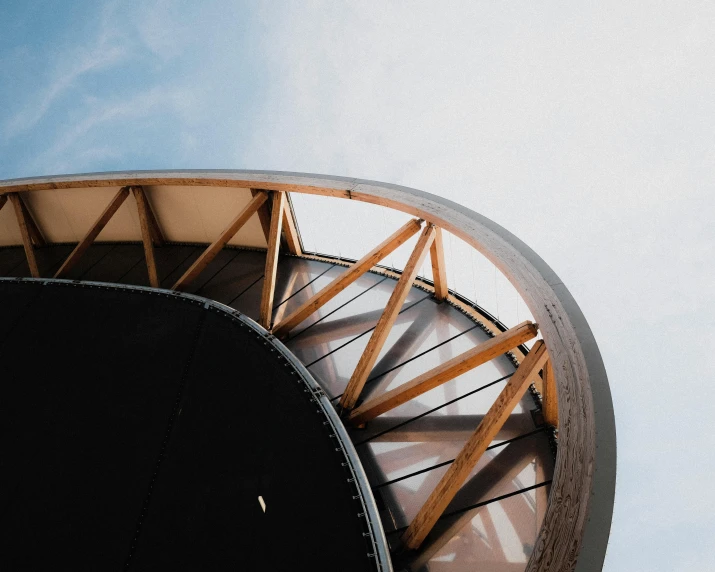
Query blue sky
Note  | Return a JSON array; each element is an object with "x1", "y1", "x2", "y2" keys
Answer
[{"x1": 2, "y1": 2, "x2": 714, "y2": 570}]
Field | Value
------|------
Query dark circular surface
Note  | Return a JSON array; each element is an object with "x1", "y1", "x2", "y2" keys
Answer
[{"x1": 0, "y1": 279, "x2": 378, "y2": 571}]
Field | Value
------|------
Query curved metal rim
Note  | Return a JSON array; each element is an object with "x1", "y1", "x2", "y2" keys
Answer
[
  {"x1": 0, "y1": 276, "x2": 393, "y2": 572},
  {"x1": 0, "y1": 170, "x2": 616, "y2": 572}
]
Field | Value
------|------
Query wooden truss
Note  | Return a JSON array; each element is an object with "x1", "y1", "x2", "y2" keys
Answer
[{"x1": 0, "y1": 184, "x2": 560, "y2": 558}]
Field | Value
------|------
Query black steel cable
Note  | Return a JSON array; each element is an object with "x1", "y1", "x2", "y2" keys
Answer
[
  {"x1": 227, "y1": 273, "x2": 264, "y2": 306},
  {"x1": 77, "y1": 243, "x2": 119, "y2": 280},
  {"x1": 288, "y1": 276, "x2": 389, "y2": 341},
  {"x1": 160, "y1": 247, "x2": 200, "y2": 287},
  {"x1": 384, "y1": 480, "x2": 552, "y2": 535},
  {"x1": 353, "y1": 372, "x2": 514, "y2": 446},
  {"x1": 195, "y1": 249, "x2": 241, "y2": 294},
  {"x1": 371, "y1": 426, "x2": 547, "y2": 490},
  {"x1": 305, "y1": 294, "x2": 432, "y2": 368},
  {"x1": 116, "y1": 254, "x2": 145, "y2": 283},
  {"x1": 272, "y1": 263, "x2": 336, "y2": 310},
  {"x1": 331, "y1": 324, "x2": 479, "y2": 402}
]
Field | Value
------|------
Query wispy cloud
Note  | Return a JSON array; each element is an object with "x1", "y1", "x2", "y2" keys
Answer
[
  {"x1": 3, "y1": 3, "x2": 130, "y2": 139},
  {"x1": 27, "y1": 84, "x2": 195, "y2": 174}
]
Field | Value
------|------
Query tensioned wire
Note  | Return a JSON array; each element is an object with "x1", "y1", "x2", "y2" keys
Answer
[{"x1": 383, "y1": 480, "x2": 552, "y2": 536}]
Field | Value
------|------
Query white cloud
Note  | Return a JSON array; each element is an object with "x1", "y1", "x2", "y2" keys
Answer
[{"x1": 236, "y1": 3, "x2": 715, "y2": 571}]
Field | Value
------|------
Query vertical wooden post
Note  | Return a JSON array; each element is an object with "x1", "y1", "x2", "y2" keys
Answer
[
  {"x1": 430, "y1": 227, "x2": 448, "y2": 300},
  {"x1": 9, "y1": 193, "x2": 41, "y2": 277},
  {"x1": 259, "y1": 191, "x2": 285, "y2": 329},
  {"x1": 132, "y1": 186, "x2": 160, "y2": 287}
]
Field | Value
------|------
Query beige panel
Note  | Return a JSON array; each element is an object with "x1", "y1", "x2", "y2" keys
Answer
[
  {"x1": 142, "y1": 185, "x2": 266, "y2": 247},
  {"x1": 23, "y1": 190, "x2": 77, "y2": 243},
  {"x1": 190, "y1": 186, "x2": 267, "y2": 248},
  {"x1": 142, "y1": 185, "x2": 208, "y2": 243},
  {"x1": 0, "y1": 199, "x2": 22, "y2": 246},
  {"x1": 21, "y1": 187, "x2": 140, "y2": 243},
  {"x1": 0, "y1": 185, "x2": 268, "y2": 249}
]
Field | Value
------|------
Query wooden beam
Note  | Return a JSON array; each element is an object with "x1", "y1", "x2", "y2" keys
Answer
[
  {"x1": 348, "y1": 321, "x2": 538, "y2": 425},
  {"x1": 430, "y1": 226, "x2": 448, "y2": 300},
  {"x1": 251, "y1": 188, "x2": 272, "y2": 243},
  {"x1": 408, "y1": 439, "x2": 537, "y2": 570},
  {"x1": 259, "y1": 191, "x2": 285, "y2": 328},
  {"x1": 18, "y1": 194, "x2": 46, "y2": 247},
  {"x1": 281, "y1": 197, "x2": 302, "y2": 255},
  {"x1": 8, "y1": 193, "x2": 40, "y2": 277},
  {"x1": 272, "y1": 218, "x2": 423, "y2": 338},
  {"x1": 143, "y1": 190, "x2": 165, "y2": 246},
  {"x1": 173, "y1": 192, "x2": 268, "y2": 291},
  {"x1": 132, "y1": 186, "x2": 160, "y2": 287},
  {"x1": 542, "y1": 358, "x2": 558, "y2": 427},
  {"x1": 54, "y1": 187, "x2": 130, "y2": 278},
  {"x1": 340, "y1": 224, "x2": 437, "y2": 411},
  {"x1": 401, "y1": 340, "x2": 548, "y2": 550}
]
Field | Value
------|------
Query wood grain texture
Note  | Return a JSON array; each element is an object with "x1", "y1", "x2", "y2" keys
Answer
[
  {"x1": 18, "y1": 195, "x2": 46, "y2": 247},
  {"x1": 132, "y1": 186, "x2": 159, "y2": 287},
  {"x1": 259, "y1": 191, "x2": 285, "y2": 328},
  {"x1": 402, "y1": 340, "x2": 549, "y2": 550},
  {"x1": 54, "y1": 187, "x2": 130, "y2": 278},
  {"x1": 430, "y1": 226, "x2": 448, "y2": 300},
  {"x1": 251, "y1": 188, "x2": 272, "y2": 244},
  {"x1": 272, "y1": 218, "x2": 422, "y2": 338},
  {"x1": 0, "y1": 170, "x2": 616, "y2": 572},
  {"x1": 409, "y1": 439, "x2": 539, "y2": 570},
  {"x1": 348, "y1": 321, "x2": 538, "y2": 425},
  {"x1": 143, "y1": 189, "x2": 165, "y2": 246},
  {"x1": 172, "y1": 191, "x2": 268, "y2": 291},
  {"x1": 9, "y1": 193, "x2": 40, "y2": 277},
  {"x1": 542, "y1": 359, "x2": 558, "y2": 427},
  {"x1": 340, "y1": 224, "x2": 436, "y2": 411}
]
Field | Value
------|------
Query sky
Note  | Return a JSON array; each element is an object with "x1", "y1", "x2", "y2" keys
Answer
[{"x1": 1, "y1": 1, "x2": 714, "y2": 570}]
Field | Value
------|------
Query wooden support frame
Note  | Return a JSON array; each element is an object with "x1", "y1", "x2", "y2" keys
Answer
[
  {"x1": 173, "y1": 191, "x2": 268, "y2": 291},
  {"x1": 273, "y1": 218, "x2": 423, "y2": 338},
  {"x1": 281, "y1": 198, "x2": 302, "y2": 255},
  {"x1": 340, "y1": 224, "x2": 437, "y2": 411},
  {"x1": 252, "y1": 188, "x2": 301, "y2": 255},
  {"x1": 259, "y1": 191, "x2": 285, "y2": 328},
  {"x1": 18, "y1": 194, "x2": 46, "y2": 248},
  {"x1": 348, "y1": 320, "x2": 538, "y2": 425},
  {"x1": 542, "y1": 358, "x2": 558, "y2": 427},
  {"x1": 55, "y1": 187, "x2": 130, "y2": 278},
  {"x1": 132, "y1": 186, "x2": 160, "y2": 287},
  {"x1": 430, "y1": 226, "x2": 448, "y2": 300},
  {"x1": 8, "y1": 193, "x2": 41, "y2": 277},
  {"x1": 143, "y1": 191, "x2": 165, "y2": 246},
  {"x1": 0, "y1": 172, "x2": 616, "y2": 572},
  {"x1": 401, "y1": 340, "x2": 549, "y2": 550},
  {"x1": 251, "y1": 188, "x2": 272, "y2": 243}
]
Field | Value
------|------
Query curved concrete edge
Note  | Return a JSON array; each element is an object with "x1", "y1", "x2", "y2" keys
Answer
[
  {"x1": 0, "y1": 170, "x2": 616, "y2": 572},
  {"x1": 0, "y1": 276, "x2": 393, "y2": 572}
]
